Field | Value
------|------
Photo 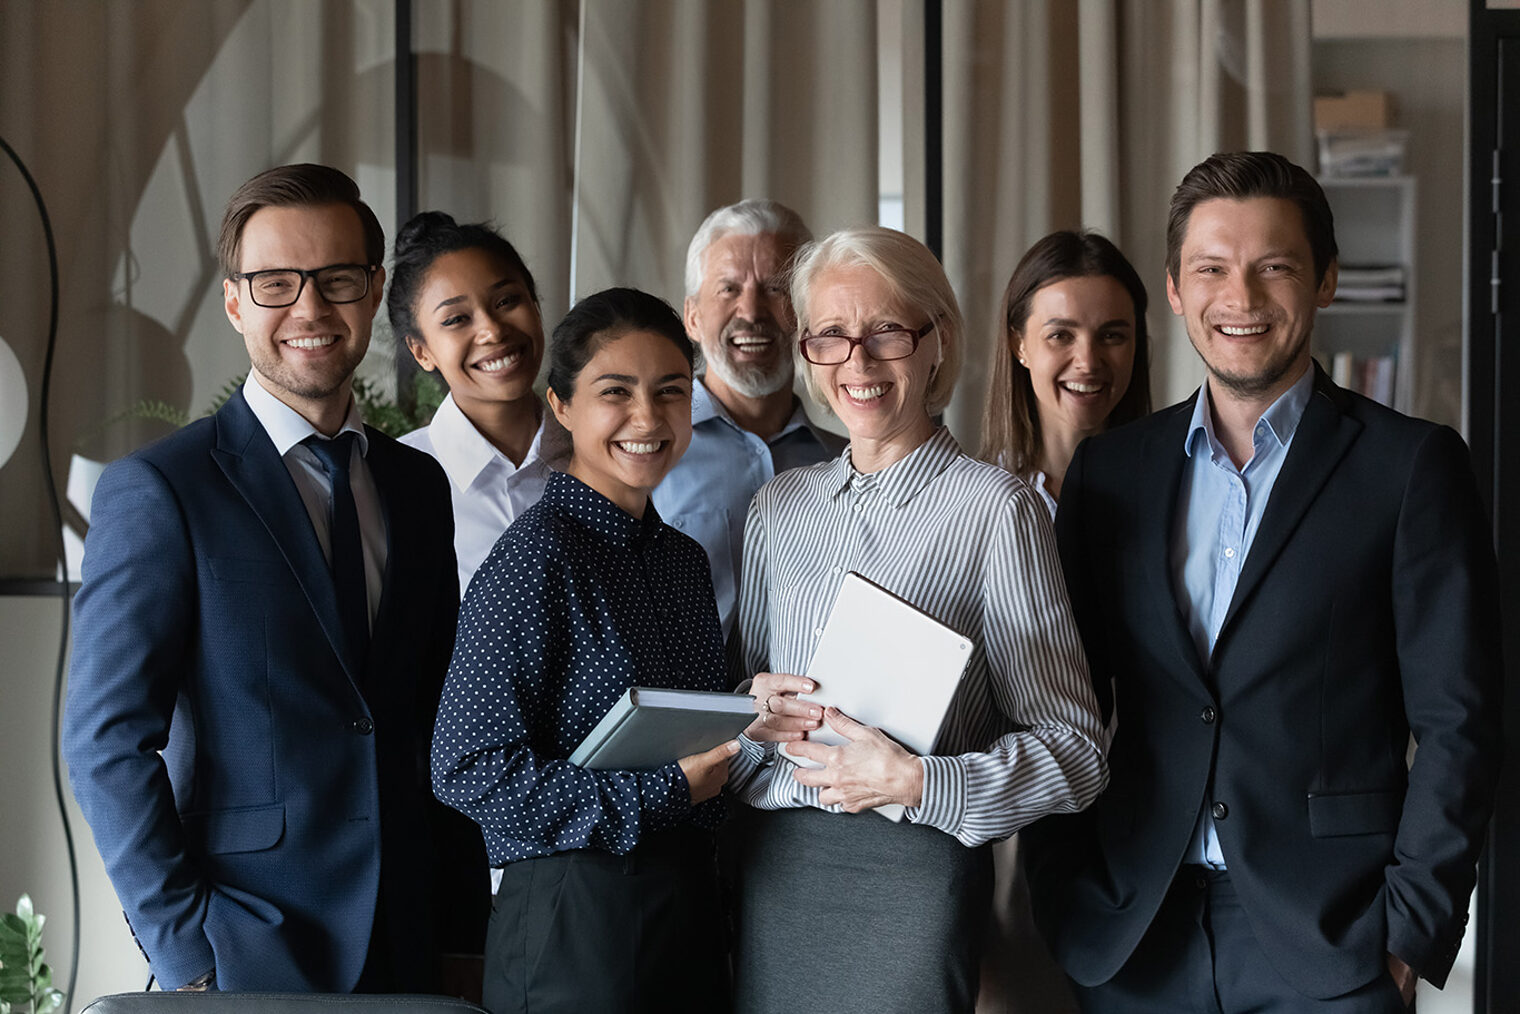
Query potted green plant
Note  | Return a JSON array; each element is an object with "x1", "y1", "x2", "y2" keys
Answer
[{"x1": 0, "y1": 896, "x2": 64, "y2": 1014}]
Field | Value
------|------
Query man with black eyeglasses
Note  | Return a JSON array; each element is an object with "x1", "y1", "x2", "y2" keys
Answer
[{"x1": 64, "y1": 164, "x2": 483, "y2": 993}]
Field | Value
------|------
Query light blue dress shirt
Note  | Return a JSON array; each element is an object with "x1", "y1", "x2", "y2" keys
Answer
[
  {"x1": 652, "y1": 377, "x2": 845, "y2": 639},
  {"x1": 1172, "y1": 366, "x2": 1314, "y2": 868}
]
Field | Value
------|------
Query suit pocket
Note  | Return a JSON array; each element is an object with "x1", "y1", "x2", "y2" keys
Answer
[
  {"x1": 1307, "y1": 790, "x2": 1402, "y2": 837},
  {"x1": 181, "y1": 802, "x2": 286, "y2": 855},
  {"x1": 207, "y1": 556, "x2": 289, "y2": 583}
]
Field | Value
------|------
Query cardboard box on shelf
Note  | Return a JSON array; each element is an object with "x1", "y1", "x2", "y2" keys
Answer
[{"x1": 1313, "y1": 90, "x2": 1393, "y2": 131}]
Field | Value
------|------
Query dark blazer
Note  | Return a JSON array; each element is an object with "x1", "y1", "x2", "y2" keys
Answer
[
  {"x1": 64, "y1": 389, "x2": 475, "y2": 992},
  {"x1": 1025, "y1": 366, "x2": 1503, "y2": 999}
]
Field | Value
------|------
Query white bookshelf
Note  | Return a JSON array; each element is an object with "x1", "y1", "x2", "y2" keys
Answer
[{"x1": 1315, "y1": 175, "x2": 1417, "y2": 411}]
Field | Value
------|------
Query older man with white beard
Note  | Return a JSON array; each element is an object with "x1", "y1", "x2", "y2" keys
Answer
[{"x1": 653, "y1": 200, "x2": 845, "y2": 643}]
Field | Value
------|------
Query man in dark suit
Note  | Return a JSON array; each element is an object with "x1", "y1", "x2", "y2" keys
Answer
[
  {"x1": 64, "y1": 164, "x2": 478, "y2": 992},
  {"x1": 1026, "y1": 151, "x2": 1503, "y2": 1011}
]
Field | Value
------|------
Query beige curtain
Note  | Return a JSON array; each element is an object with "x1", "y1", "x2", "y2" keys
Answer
[
  {"x1": 938, "y1": 0, "x2": 1314, "y2": 443},
  {"x1": 416, "y1": 0, "x2": 879, "y2": 328},
  {"x1": 570, "y1": 0, "x2": 880, "y2": 303}
]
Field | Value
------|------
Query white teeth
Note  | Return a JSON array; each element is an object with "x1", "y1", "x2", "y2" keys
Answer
[
  {"x1": 732, "y1": 336, "x2": 772, "y2": 347},
  {"x1": 286, "y1": 335, "x2": 337, "y2": 350},
  {"x1": 616, "y1": 441, "x2": 661, "y2": 455},
  {"x1": 1062, "y1": 381, "x2": 1103, "y2": 394},
  {"x1": 1220, "y1": 324, "x2": 1268, "y2": 336},
  {"x1": 476, "y1": 351, "x2": 522, "y2": 373},
  {"x1": 844, "y1": 384, "x2": 887, "y2": 401}
]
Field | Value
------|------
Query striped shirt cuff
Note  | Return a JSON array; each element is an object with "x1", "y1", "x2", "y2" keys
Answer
[
  {"x1": 729, "y1": 734, "x2": 771, "y2": 789},
  {"x1": 908, "y1": 754, "x2": 966, "y2": 833}
]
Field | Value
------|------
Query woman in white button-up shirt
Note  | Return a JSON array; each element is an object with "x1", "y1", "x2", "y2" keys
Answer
[
  {"x1": 390, "y1": 212, "x2": 569, "y2": 593},
  {"x1": 727, "y1": 227, "x2": 1108, "y2": 1014}
]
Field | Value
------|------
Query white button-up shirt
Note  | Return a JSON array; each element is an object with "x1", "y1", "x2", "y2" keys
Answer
[{"x1": 400, "y1": 393, "x2": 570, "y2": 593}]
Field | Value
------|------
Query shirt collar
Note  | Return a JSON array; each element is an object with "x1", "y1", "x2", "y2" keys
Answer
[
  {"x1": 543, "y1": 470, "x2": 663, "y2": 547},
  {"x1": 243, "y1": 373, "x2": 367, "y2": 457},
  {"x1": 423, "y1": 393, "x2": 567, "y2": 492},
  {"x1": 828, "y1": 425, "x2": 962, "y2": 508},
  {"x1": 1183, "y1": 365, "x2": 1315, "y2": 459},
  {"x1": 692, "y1": 375, "x2": 825, "y2": 445}
]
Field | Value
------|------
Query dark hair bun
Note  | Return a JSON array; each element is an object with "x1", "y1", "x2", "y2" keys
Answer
[
  {"x1": 386, "y1": 211, "x2": 539, "y2": 344},
  {"x1": 394, "y1": 210, "x2": 459, "y2": 256}
]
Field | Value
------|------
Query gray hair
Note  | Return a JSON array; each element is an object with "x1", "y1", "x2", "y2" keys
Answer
[
  {"x1": 790, "y1": 226, "x2": 964, "y2": 416},
  {"x1": 683, "y1": 199, "x2": 812, "y2": 299}
]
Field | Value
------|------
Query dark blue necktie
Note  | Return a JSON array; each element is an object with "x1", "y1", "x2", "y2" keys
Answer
[{"x1": 303, "y1": 432, "x2": 369, "y2": 667}]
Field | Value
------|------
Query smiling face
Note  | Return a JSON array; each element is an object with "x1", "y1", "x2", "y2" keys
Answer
[
  {"x1": 1017, "y1": 274, "x2": 1137, "y2": 443},
  {"x1": 224, "y1": 203, "x2": 382, "y2": 425},
  {"x1": 805, "y1": 263, "x2": 939, "y2": 471},
  {"x1": 1167, "y1": 196, "x2": 1337, "y2": 405},
  {"x1": 405, "y1": 247, "x2": 544, "y2": 418},
  {"x1": 547, "y1": 328, "x2": 694, "y2": 516},
  {"x1": 684, "y1": 231, "x2": 797, "y2": 401}
]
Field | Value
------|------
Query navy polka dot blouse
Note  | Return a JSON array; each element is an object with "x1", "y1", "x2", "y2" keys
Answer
[{"x1": 431, "y1": 470, "x2": 728, "y2": 863}]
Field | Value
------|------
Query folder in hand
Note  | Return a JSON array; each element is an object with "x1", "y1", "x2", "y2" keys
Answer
[
  {"x1": 779, "y1": 572, "x2": 974, "y2": 820},
  {"x1": 569, "y1": 687, "x2": 755, "y2": 770}
]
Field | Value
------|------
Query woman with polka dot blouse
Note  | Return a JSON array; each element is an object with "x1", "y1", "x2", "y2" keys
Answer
[{"x1": 432, "y1": 287, "x2": 737, "y2": 1013}]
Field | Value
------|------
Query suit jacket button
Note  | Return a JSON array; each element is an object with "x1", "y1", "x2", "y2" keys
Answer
[
  {"x1": 352, "y1": 717, "x2": 374, "y2": 735},
  {"x1": 1211, "y1": 801, "x2": 1229, "y2": 820},
  {"x1": 1200, "y1": 705, "x2": 1217, "y2": 724}
]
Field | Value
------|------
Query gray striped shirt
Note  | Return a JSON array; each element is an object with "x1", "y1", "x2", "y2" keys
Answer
[{"x1": 728, "y1": 427, "x2": 1108, "y2": 846}]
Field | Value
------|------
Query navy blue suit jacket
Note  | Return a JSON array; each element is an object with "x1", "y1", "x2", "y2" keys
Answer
[
  {"x1": 64, "y1": 390, "x2": 469, "y2": 991},
  {"x1": 1026, "y1": 367, "x2": 1504, "y2": 999}
]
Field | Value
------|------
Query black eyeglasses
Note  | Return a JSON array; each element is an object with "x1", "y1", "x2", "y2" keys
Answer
[
  {"x1": 799, "y1": 320, "x2": 936, "y2": 365},
  {"x1": 231, "y1": 263, "x2": 376, "y2": 308}
]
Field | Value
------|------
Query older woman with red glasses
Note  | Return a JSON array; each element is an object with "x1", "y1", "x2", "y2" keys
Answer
[{"x1": 726, "y1": 226, "x2": 1107, "y2": 1014}]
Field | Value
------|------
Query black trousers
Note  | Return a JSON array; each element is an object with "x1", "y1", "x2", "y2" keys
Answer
[
  {"x1": 483, "y1": 827, "x2": 729, "y2": 1014},
  {"x1": 1075, "y1": 868, "x2": 1409, "y2": 1013}
]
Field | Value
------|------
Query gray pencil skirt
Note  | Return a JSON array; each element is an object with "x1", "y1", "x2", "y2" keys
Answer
[{"x1": 731, "y1": 804, "x2": 992, "y2": 1014}]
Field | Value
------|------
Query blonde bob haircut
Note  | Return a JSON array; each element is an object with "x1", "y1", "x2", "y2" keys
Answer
[{"x1": 789, "y1": 226, "x2": 963, "y2": 417}]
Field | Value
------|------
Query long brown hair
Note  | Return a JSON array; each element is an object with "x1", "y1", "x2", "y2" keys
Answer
[{"x1": 979, "y1": 230, "x2": 1151, "y2": 475}]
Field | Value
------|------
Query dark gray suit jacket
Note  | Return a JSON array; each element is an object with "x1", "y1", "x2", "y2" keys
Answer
[{"x1": 1026, "y1": 367, "x2": 1503, "y2": 999}]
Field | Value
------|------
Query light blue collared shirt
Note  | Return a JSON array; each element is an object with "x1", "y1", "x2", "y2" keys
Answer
[
  {"x1": 652, "y1": 377, "x2": 845, "y2": 640},
  {"x1": 1172, "y1": 366, "x2": 1315, "y2": 868}
]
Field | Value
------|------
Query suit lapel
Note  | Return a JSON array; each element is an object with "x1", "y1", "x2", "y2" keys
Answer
[
  {"x1": 210, "y1": 391, "x2": 361, "y2": 686},
  {"x1": 1138, "y1": 401, "x2": 1209, "y2": 688},
  {"x1": 1217, "y1": 368, "x2": 1361, "y2": 639}
]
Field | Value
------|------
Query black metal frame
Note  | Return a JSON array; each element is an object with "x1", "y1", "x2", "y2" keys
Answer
[
  {"x1": 1468, "y1": 2, "x2": 1519, "y2": 1010},
  {"x1": 393, "y1": 0, "x2": 420, "y2": 413},
  {"x1": 923, "y1": 0, "x2": 943, "y2": 261}
]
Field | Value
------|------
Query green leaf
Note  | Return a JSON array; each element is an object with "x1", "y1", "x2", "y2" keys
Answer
[
  {"x1": 38, "y1": 989, "x2": 63, "y2": 1014},
  {"x1": 13, "y1": 899, "x2": 32, "y2": 926},
  {"x1": 0, "y1": 916, "x2": 23, "y2": 938}
]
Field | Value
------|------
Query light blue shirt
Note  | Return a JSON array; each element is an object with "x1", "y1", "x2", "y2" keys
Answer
[
  {"x1": 1172, "y1": 366, "x2": 1314, "y2": 867},
  {"x1": 652, "y1": 377, "x2": 845, "y2": 640}
]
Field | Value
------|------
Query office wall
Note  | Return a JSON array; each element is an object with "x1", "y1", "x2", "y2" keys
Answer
[{"x1": 0, "y1": 596, "x2": 147, "y2": 1010}]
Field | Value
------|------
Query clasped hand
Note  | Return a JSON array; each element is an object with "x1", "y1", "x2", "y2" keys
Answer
[{"x1": 786, "y1": 707, "x2": 924, "y2": 812}]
